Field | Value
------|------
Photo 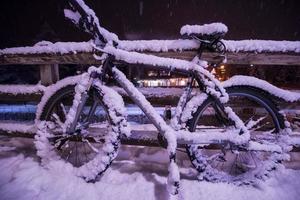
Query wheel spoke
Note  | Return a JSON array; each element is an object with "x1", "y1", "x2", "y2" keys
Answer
[
  {"x1": 246, "y1": 115, "x2": 267, "y2": 130},
  {"x1": 83, "y1": 142, "x2": 89, "y2": 163},
  {"x1": 230, "y1": 155, "x2": 238, "y2": 175},
  {"x1": 60, "y1": 103, "x2": 67, "y2": 119},
  {"x1": 66, "y1": 142, "x2": 74, "y2": 161},
  {"x1": 250, "y1": 152, "x2": 258, "y2": 168},
  {"x1": 82, "y1": 138, "x2": 99, "y2": 153},
  {"x1": 250, "y1": 121, "x2": 270, "y2": 132},
  {"x1": 75, "y1": 141, "x2": 78, "y2": 166},
  {"x1": 51, "y1": 113, "x2": 64, "y2": 129}
]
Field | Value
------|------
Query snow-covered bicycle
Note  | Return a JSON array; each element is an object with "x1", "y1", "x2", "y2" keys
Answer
[{"x1": 35, "y1": 0, "x2": 291, "y2": 195}]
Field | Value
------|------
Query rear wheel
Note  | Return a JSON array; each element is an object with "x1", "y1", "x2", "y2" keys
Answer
[
  {"x1": 36, "y1": 83, "x2": 127, "y2": 181},
  {"x1": 186, "y1": 86, "x2": 288, "y2": 183}
]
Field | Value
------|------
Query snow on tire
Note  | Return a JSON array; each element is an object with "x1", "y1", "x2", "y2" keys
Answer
[{"x1": 35, "y1": 78, "x2": 130, "y2": 181}]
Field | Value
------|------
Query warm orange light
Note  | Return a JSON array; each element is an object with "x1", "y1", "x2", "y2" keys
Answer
[{"x1": 180, "y1": 80, "x2": 186, "y2": 86}]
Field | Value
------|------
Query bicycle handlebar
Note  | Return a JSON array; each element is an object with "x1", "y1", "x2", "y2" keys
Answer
[{"x1": 66, "y1": 0, "x2": 107, "y2": 45}]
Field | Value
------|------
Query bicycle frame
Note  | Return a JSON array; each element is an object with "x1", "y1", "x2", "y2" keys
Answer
[
  {"x1": 110, "y1": 66, "x2": 243, "y2": 145},
  {"x1": 60, "y1": 50, "x2": 288, "y2": 155},
  {"x1": 59, "y1": 0, "x2": 287, "y2": 156}
]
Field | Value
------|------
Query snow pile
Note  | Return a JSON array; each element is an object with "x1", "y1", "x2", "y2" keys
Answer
[
  {"x1": 0, "y1": 84, "x2": 45, "y2": 95},
  {"x1": 0, "y1": 152, "x2": 300, "y2": 200},
  {"x1": 180, "y1": 23, "x2": 228, "y2": 36},
  {"x1": 224, "y1": 40, "x2": 300, "y2": 53},
  {"x1": 222, "y1": 75, "x2": 300, "y2": 102},
  {"x1": 0, "y1": 41, "x2": 94, "y2": 55}
]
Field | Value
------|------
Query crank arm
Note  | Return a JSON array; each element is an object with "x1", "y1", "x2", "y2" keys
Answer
[{"x1": 175, "y1": 129, "x2": 249, "y2": 145}]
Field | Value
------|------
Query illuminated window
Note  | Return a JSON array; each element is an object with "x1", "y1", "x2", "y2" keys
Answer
[{"x1": 148, "y1": 70, "x2": 158, "y2": 77}]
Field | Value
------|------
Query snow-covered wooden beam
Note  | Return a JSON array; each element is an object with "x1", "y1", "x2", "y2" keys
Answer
[
  {"x1": 1, "y1": 50, "x2": 300, "y2": 66},
  {"x1": 151, "y1": 51, "x2": 300, "y2": 66},
  {"x1": 1, "y1": 40, "x2": 300, "y2": 66},
  {"x1": 0, "y1": 84, "x2": 44, "y2": 101},
  {"x1": 0, "y1": 51, "x2": 97, "y2": 65}
]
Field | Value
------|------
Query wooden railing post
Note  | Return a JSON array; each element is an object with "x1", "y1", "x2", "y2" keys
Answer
[{"x1": 40, "y1": 64, "x2": 59, "y2": 86}]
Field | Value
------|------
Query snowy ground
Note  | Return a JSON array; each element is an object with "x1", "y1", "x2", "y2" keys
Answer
[{"x1": 0, "y1": 136, "x2": 300, "y2": 200}]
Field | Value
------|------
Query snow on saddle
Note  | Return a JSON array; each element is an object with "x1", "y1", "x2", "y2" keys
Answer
[{"x1": 180, "y1": 22, "x2": 228, "y2": 41}]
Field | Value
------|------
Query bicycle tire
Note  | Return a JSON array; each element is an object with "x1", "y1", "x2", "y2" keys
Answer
[
  {"x1": 185, "y1": 86, "x2": 288, "y2": 183},
  {"x1": 35, "y1": 81, "x2": 128, "y2": 181}
]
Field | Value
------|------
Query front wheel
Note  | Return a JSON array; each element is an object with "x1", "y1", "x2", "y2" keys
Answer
[
  {"x1": 35, "y1": 79, "x2": 129, "y2": 181},
  {"x1": 186, "y1": 86, "x2": 289, "y2": 184}
]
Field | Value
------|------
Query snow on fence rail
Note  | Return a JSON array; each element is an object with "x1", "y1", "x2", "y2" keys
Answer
[
  {"x1": 0, "y1": 39, "x2": 299, "y2": 98},
  {"x1": 1, "y1": 40, "x2": 300, "y2": 66}
]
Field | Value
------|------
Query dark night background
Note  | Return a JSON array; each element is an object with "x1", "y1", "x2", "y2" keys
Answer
[
  {"x1": 0, "y1": 0, "x2": 300, "y2": 85},
  {"x1": 0, "y1": 0, "x2": 300, "y2": 48}
]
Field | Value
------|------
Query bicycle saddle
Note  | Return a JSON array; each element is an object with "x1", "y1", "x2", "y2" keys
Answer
[{"x1": 180, "y1": 22, "x2": 228, "y2": 41}]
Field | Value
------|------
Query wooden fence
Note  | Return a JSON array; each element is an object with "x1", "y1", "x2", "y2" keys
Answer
[
  {"x1": 0, "y1": 42, "x2": 300, "y2": 145},
  {"x1": 1, "y1": 45, "x2": 299, "y2": 79}
]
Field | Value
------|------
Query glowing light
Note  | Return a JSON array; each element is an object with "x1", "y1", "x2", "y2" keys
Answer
[
  {"x1": 211, "y1": 68, "x2": 216, "y2": 74},
  {"x1": 180, "y1": 80, "x2": 186, "y2": 86}
]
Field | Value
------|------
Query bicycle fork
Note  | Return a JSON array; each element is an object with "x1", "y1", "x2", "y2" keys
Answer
[{"x1": 65, "y1": 72, "x2": 96, "y2": 134}]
